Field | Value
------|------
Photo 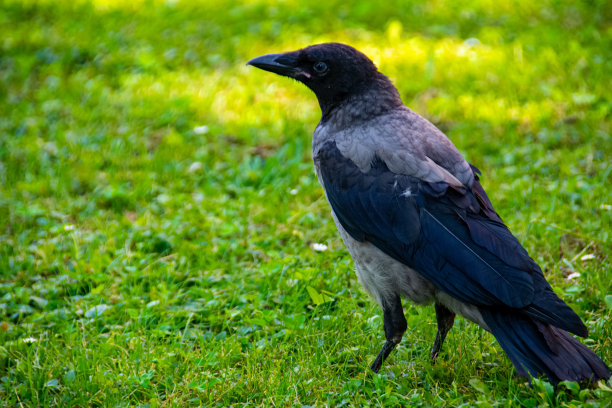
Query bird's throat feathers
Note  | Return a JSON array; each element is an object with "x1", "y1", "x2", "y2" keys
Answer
[{"x1": 319, "y1": 73, "x2": 403, "y2": 125}]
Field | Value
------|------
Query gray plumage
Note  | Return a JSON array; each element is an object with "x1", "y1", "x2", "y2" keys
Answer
[
  {"x1": 314, "y1": 99, "x2": 473, "y2": 189},
  {"x1": 247, "y1": 42, "x2": 610, "y2": 384}
]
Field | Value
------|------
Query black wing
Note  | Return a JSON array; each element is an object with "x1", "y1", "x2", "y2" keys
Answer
[{"x1": 316, "y1": 140, "x2": 587, "y2": 336}]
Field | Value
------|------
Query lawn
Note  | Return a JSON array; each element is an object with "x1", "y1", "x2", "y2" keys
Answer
[{"x1": 1, "y1": 0, "x2": 611, "y2": 406}]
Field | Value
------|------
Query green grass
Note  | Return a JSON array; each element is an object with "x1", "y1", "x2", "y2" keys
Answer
[{"x1": 1, "y1": 0, "x2": 611, "y2": 406}]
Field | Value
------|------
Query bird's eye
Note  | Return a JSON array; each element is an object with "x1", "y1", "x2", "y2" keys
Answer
[{"x1": 313, "y1": 61, "x2": 328, "y2": 74}]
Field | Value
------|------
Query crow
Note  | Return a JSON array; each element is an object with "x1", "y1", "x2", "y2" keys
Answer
[{"x1": 247, "y1": 42, "x2": 610, "y2": 384}]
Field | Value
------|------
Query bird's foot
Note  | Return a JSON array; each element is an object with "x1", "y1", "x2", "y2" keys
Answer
[{"x1": 370, "y1": 340, "x2": 398, "y2": 373}]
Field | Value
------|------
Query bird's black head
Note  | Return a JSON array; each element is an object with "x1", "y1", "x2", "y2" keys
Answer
[{"x1": 247, "y1": 43, "x2": 401, "y2": 118}]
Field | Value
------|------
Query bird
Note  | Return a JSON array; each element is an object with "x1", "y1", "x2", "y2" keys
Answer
[{"x1": 247, "y1": 42, "x2": 610, "y2": 384}]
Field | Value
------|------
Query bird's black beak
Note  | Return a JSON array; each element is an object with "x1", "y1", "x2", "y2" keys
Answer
[{"x1": 247, "y1": 52, "x2": 309, "y2": 79}]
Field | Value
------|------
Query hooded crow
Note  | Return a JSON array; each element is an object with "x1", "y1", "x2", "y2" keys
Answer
[{"x1": 247, "y1": 43, "x2": 610, "y2": 384}]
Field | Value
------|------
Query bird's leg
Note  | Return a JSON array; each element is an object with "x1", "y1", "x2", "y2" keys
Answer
[
  {"x1": 370, "y1": 295, "x2": 407, "y2": 373},
  {"x1": 430, "y1": 303, "x2": 455, "y2": 364}
]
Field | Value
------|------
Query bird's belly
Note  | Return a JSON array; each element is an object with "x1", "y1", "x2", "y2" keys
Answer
[{"x1": 331, "y1": 212, "x2": 436, "y2": 307}]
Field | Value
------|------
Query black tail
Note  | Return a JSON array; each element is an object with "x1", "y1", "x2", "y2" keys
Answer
[{"x1": 481, "y1": 310, "x2": 610, "y2": 384}]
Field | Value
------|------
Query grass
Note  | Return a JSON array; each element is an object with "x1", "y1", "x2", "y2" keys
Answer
[{"x1": 1, "y1": 0, "x2": 611, "y2": 406}]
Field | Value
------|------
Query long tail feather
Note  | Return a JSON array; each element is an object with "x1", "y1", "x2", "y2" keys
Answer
[{"x1": 481, "y1": 309, "x2": 610, "y2": 384}]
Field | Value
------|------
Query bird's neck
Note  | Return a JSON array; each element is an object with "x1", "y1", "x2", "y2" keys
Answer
[{"x1": 319, "y1": 75, "x2": 403, "y2": 127}]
